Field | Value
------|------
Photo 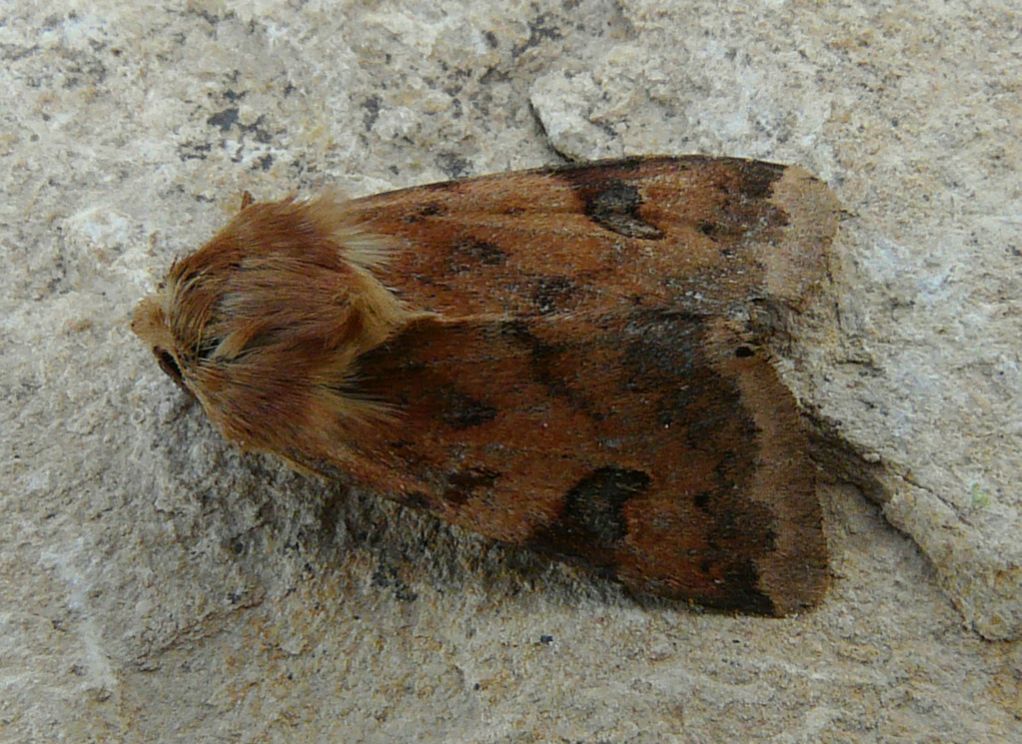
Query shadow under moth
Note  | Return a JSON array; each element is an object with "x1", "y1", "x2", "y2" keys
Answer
[{"x1": 133, "y1": 156, "x2": 839, "y2": 616}]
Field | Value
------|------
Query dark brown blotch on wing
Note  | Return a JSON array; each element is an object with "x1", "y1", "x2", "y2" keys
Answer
[
  {"x1": 732, "y1": 159, "x2": 786, "y2": 199},
  {"x1": 531, "y1": 275, "x2": 578, "y2": 314},
  {"x1": 447, "y1": 237, "x2": 507, "y2": 273},
  {"x1": 710, "y1": 159, "x2": 790, "y2": 237},
  {"x1": 564, "y1": 176, "x2": 666, "y2": 240},
  {"x1": 438, "y1": 387, "x2": 498, "y2": 429},
  {"x1": 528, "y1": 467, "x2": 652, "y2": 571},
  {"x1": 442, "y1": 468, "x2": 500, "y2": 506},
  {"x1": 401, "y1": 201, "x2": 447, "y2": 224}
]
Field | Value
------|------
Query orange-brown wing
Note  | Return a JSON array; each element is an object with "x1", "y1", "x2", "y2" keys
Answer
[
  {"x1": 317, "y1": 157, "x2": 834, "y2": 613},
  {"x1": 301, "y1": 308, "x2": 828, "y2": 616},
  {"x1": 346, "y1": 156, "x2": 837, "y2": 320}
]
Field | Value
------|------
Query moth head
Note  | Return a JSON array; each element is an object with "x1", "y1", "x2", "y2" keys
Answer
[
  {"x1": 131, "y1": 194, "x2": 408, "y2": 452},
  {"x1": 132, "y1": 289, "x2": 193, "y2": 397}
]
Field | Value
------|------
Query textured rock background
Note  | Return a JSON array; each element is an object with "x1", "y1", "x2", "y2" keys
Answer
[{"x1": 2, "y1": 1, "x2": 1019, "y2": 741}]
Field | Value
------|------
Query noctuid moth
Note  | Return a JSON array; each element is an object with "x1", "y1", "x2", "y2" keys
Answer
[{"x1": 133, "y1": 156, "x2": 839, "y2": 616}]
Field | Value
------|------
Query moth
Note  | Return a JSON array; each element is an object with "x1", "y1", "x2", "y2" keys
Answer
[{"x1": 133, "y1": 156, "x2": 839, "y2": 615}]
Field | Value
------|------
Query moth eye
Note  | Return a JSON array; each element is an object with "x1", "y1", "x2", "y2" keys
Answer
[
  {"x1": 735, "y1": 346, "x2": 754, "y2": 358},
  {"x1": 154, "y1": 347, "x2": 184, "y2": 384}
]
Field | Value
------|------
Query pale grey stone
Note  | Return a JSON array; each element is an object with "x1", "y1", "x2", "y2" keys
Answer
[{"x1": 2, "y1": 1, "x2": 1019, "y2": 741}]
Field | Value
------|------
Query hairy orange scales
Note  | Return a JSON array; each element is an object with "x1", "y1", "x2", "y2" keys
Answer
[{"x1": 133, "y1": 156, "x2": 839, "y2": 616}]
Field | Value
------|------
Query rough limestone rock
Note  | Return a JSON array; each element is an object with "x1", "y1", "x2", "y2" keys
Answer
[{"x1": 2, "y1": 2, "x2": 1018, "y2": 740}]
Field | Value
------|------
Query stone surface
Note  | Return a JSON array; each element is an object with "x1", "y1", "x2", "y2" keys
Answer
[{"x1": 1, "y1": 1, "x2": 1019, "y2": 740}]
